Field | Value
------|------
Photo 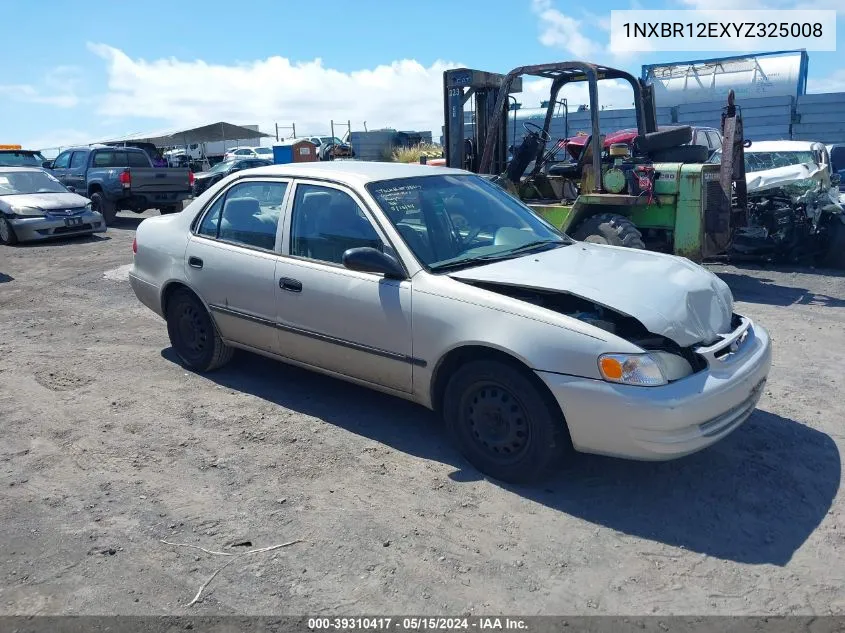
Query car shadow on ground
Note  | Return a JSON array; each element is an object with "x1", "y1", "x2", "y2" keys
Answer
[
  {"x1": 15, "y1": 234, "x2": 110, "y2": 248},
  {"x1": 162, "y1": 348, "x2": 840, "y2": 567},
  {"x1": 715, "y1": 269, "x2": 845, "y2": 308},
  {"x1": 107, "y1": 215, "x2": 146, "y2": 231}
]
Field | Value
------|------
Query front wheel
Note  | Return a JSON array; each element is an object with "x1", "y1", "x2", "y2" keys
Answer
[
  {"x1": 0, "y1": 216, "x2": 18, "y2": 245},
  {"x1": 572, "y1": 213, "x2": 645, "y2": 249},
  {"x1": 166, "y1": 288, "x2": 234, "y2": 372},
  {"x1": 443, "y1": 360, "x2": 569, "y2": 484}
]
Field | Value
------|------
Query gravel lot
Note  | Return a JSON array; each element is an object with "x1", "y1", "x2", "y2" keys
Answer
[{"x1": 1, "y1": 210, "x2": 843, "y2": 616}]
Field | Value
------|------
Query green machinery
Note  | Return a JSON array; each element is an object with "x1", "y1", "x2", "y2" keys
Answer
[{"x1": 443, "y1": 62, "x2": 746, "y2": 262}]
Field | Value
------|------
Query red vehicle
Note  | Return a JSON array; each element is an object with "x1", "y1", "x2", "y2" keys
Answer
[{"x1": 559, "y1": 125, "x2": 723, "y2": 161}]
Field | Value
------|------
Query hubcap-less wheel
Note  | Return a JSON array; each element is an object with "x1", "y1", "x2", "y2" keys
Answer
[
  {"x1": 462, "y1": 381, "x2": 530, "y2": 464},
  {"x1": 175, "y1": 302, "x2": 209, "y2": 362},
  {"x1": 0, "y1": 219, "x2": 11, "y2": 242}
]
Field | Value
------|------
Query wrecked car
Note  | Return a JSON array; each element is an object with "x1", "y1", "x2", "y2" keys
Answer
[
  {"x1": 129, "y1": 162, "x2": 772, "y2": 484},
  {"x1": 712, "y1": 140, "x2": 845, "y2": 266}
]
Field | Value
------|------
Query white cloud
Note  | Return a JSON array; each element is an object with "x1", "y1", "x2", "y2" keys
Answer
[
  {"x1": 22, "y1": 129, "x2": 95, "y2": 155},
  {"x1": 86, "y1": 43, "x2": 461, "y2": 142},
  {"x1": 680, "y1": 0, "x2": 844, "y2": 11},
  {"x1": 531, "y1": 0, "x2": 601, "y2": 58},
  {"x1": 0, "y1": 66, "x2": 83, "y2": 109}
]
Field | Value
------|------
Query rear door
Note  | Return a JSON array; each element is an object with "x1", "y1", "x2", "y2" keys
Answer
[{"x1": 185, "y1": 178, "x2": 291, "y2": 353}]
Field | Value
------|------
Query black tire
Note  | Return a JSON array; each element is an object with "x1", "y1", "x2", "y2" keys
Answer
[
  {"x1": 160, "y1": 205, "x2": 181, "y2": 215},
  {"x1": 649, "y1": 144, "x2": 710, "y2": 164},
  {"x1": 821, "y1": 217, "x2": 845, "y2": 269},
  {"x1": 166, "y1": 288, "x2": 234, "y2": 372},
  {"x1": 572, "y1": 213, "x2": 646, "y2": 249},
  {"x1": 443, "y1": 360, "x2": 569, "y2": 484},
  {"x1": 90, "y1": 191, "x2": 117, "y2": 225},
  {"x1": 0, "y1": 216, "x2": 18, "y2": 245},
  {"x1": 633, "y1": 126, "x2": 693, "y2": 153}
]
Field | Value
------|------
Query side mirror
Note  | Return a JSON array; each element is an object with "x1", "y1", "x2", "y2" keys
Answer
[
  {"x1": 342, "y1": 247, "x2": 406, "y2": 279},
  {"x1": 66, "y1": 186, "x2": 76, "y2": 193},
  {"x1": 42, "y1": 161, "x2": 53, "y2": 169},
  {"x1": 831, "y1": 173, "x2": 841, "y2": 186}
]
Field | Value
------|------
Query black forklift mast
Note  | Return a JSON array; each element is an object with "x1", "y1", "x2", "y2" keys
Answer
[
  {"x1": 720, "y1": 89, "x2": 748, "y2": 227},
  {"x1": 443, "y1": 68, "x2": 522, "y2": 174}
]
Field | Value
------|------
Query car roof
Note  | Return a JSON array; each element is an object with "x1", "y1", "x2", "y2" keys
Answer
[
  {"x1": 242, "y1": 161, "x2": 465, "y2": 185},
  {"x1": 744, "y1": 140, "x2": 822, "y2": 153},
  {"x1": 0, "y1": 166, "x2": 48, "y2": 172}
]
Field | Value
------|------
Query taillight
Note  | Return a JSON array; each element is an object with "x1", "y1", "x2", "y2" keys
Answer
[
  {"x1": 132, "y1": 237, "x2": 137, "y2": 254},
  {"x1": 119, "y1": 170, "x2": 131, "y2": 187},
  {"x1": 189, "y1": 171, "x2": 195, "y2": 186}
]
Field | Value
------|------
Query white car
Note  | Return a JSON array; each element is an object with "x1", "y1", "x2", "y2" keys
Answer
[
  {"x1": 223, "y1": 146, "x2": 274, "y2": 161},
  {"x1": 128, "y1": 162, "x2": 772, "y2": 483}
]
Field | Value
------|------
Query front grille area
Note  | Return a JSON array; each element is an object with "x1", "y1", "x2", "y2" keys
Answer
[
  {"x1": 703, "y1": 179, "x2": 730, "y2": 234},
  {"x1": 39, "y1": 223, "x2": 94, "y2": 235}
]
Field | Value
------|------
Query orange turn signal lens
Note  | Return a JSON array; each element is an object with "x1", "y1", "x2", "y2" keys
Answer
[{"x1": 599, "y1": 357, "x2": 624, "y2": 380}]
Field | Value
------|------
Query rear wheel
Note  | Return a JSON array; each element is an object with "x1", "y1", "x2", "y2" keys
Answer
[
  {"x1": 90, "y1": 192, "x2": 117, "y2": 225},
  {"x1": 166, "y1": 288, "x2": 234, "y2": 372},
  {"x1": 633, "y1": 126, "x2": 693, "y2": 153},
  {"x1": 160, "y1": 205, "x2": 181, "y2": 215},
  {"x1": 443, "y1": 360, "x2": 569, "y2": 484},
  {"x1": 820, "y1": 217, "x2": 845, "y2": 269},
  {"x1": 572, "y1": 213, "x2": 646, "y2": 249},
  {"x1": 0, "y1": 216, "x2": 18, "y2": 245}
]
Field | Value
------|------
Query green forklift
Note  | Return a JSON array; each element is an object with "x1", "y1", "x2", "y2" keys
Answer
[{"x1": 443, "y1": 62, "x2": 748, "y2": 262}]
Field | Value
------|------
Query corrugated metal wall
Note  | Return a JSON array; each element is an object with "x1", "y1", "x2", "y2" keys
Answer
[
  {"x1": 453, "y1": 91, "x2": 845, "y2": 148},
  {"x1": 794, "y1": 93, "x2": 845, "y2": 144}
]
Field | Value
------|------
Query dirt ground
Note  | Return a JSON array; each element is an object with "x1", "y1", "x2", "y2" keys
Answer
[{"x1": 1, "y1": 210, "x2": 844, "y2": 617}]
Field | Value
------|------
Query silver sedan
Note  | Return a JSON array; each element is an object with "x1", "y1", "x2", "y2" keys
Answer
[
  {"x1": 129, "y1": 162, "x2": 772, "y2": 483},
  {"x1": 0, "y1": 167, "x2": 106, "y2": 244}
]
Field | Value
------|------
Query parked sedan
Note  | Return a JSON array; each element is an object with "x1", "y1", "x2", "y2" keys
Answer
[
  {"x1": 129, "y1": 162, "x2": 772, "y2": 483},
  {"x1": 191, "y1": 158, "x2": 272, "y2": 197},
  {"x1": 0, "y1": 167, "x2": 106, "y2": 245}
]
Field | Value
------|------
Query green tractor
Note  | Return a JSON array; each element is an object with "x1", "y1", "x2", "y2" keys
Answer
[{"x1": 443, "y1": 62, "x2": 747, "y2": 262}]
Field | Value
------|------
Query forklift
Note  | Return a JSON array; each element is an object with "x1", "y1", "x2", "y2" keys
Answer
[{"x1": 443, "y1": 62, "x2": 747, "y2": 262}]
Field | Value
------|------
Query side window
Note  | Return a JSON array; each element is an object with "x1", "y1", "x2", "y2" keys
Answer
[
  {"x1": 706, "y1": 131, "x2": 722, "y2": 150},
  {"x1": 289, "y1": 184, "x2": 382, "y2": 265},
  {"x1": 92, "y1": 151, "x2": 117, "y2": 167},
  {"x1": 52, "y1": 151, "x2": 72, "y2": 169},
  {"x1": 69, "y1": 152, "x2": 87, "y2": 169},
  {"x1": 198, "y1": 180, "x2": 287, "y2": 250}
]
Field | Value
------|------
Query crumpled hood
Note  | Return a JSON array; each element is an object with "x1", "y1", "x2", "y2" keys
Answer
[
  {"x1": 746, "y1": 162, "x2": 823, "y2": 194},
  {"x1": 4, "y1": 192, "x2": 91, "y2": 210},
  {"x1": 449, "y1": 242, "x2": 734, "y2": 347}
]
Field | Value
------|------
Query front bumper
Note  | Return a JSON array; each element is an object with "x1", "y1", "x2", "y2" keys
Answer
[
  {"x1": 9, "y1": 212, "x2": 107, "y2": 242},
  {"x1": 536, "y1": 316, "x2": 773, "y2": 461}
]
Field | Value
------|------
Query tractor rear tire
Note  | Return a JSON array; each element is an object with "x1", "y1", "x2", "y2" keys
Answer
[
  {"x1": 633, "y1": 126, "x2": 693, "y2": 153},
  {"x1": 572, "y1": 213, "x2": 646, "y2": 249},
  {"x1": 649, "y1": 144, "x2": 710, "y2": 164}
]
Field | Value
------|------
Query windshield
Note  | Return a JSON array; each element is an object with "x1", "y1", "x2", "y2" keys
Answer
[
  {"x1": 208, "y1": 160, "x2": 236, "y2": 174},
  {"x1": 710, "y1": 149, "x2": 818, "y2": 172},
  {"x1": 320, "y1": 137, "x2": 342, "y2": 145},
  {"x1": 0, "y1": 151, "x2": 47, "y2": 167},
  {"x1": 0, "y1": 170, "x2": 68, "y2": 195},
  {"x1": 366, "y1": 174, "x2": 569, "y2": 271}
]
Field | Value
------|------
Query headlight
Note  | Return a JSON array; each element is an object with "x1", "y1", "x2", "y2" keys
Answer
[
  {"x1": 10, "y1": 206, "x2": 44, "y2": 217},
  {"x1": 598, "y1": 353, "x2": 667, "y2": 386}
]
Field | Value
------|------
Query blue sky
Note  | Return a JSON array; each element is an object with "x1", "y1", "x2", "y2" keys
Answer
[{"x1": 0, "y1": 0, "x2": 841, "y2": 152}]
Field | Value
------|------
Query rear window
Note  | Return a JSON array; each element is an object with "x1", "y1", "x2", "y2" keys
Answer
[
  {"x1": 0, "y1": 150, "x2": 46, "y2": 167},
  {"x1": 92, "y1": 150, "x2": 151, "y2": 168}
]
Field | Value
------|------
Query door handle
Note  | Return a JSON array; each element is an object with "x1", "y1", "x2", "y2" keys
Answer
[
  {"x1": 279, "y1": 277, "x2": 302, "y2": 292},
  {"x1": 188, "y1": 256, "x2": 203, "y2": 269}
]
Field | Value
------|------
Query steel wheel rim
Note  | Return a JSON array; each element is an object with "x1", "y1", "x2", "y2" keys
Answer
[
  {"x1": 462, "y1": 381, "x2": 531, "y2": 464},
  {"x1": 176, "y1": 303, "x2": 208, "y2": 360}
]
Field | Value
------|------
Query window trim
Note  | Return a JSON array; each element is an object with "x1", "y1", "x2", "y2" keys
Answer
[
  {"x1": 191, "y1": 176, "x2": 293, "y2": 254},
  {"x1": 281, "y1": 178, "x2": 408, "y2": 277}
]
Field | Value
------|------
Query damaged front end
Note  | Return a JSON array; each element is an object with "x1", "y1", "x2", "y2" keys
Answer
[
  {"x1": 463, "y1": 280, "x2": 713, "y2": 382},
  {"x1": 731, "y1": 161, "x2": 844, "y2": 263}
]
